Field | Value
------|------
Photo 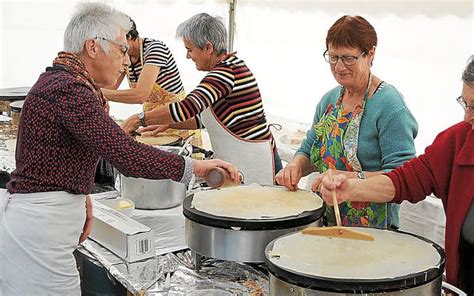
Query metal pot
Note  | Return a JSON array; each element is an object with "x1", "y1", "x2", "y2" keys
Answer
[
  {"x1": 8, "y1": 100, "x2": 24, "y2": 125},
  {"x1": 119, "y1": 143, "x2": 191, "y2": 210},
  {"x1": 120, "y1": 175, "x2": 186, "y2": 210}
]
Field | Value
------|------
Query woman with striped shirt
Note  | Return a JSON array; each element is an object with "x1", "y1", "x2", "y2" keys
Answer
[
  {"x1": 102, "y1": 17, "x2": 199, "y2": 142},
  {"x1": 122, "y1": 13, "x2": 282, "y2": 184}
]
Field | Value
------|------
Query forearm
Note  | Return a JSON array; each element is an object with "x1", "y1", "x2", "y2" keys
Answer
[
  {"x1": 146, "y1": 107, "x2": 174, "y2": 125},
  {"x1": 102, "y1": 88, "x2": 148, "y2": 104},
  {"x1": 169, "y1": 118, "x2": 198, "y2": 130},
  {"x1": 350, "y1": 175, "x2": 395, "y2": 203}
]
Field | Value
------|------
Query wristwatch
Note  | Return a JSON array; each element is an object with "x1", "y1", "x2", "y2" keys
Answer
[
  {"x1": 138, "y1": 112, "x2": 146, "y2": 127},
  {"x1": 357, "y1": 171, "x2": 366, "y2": 179}
]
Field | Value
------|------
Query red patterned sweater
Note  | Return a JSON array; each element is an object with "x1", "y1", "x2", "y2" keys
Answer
[
  {"x1": 387, "y1": 121, "x2": 474, "y2": 287},
  {"x1": 7, "y1": 65, "x2": 190, "y2": 195}
]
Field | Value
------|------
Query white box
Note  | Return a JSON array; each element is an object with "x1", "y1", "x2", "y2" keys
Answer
[{"x1": 90, "y1": 200, "x2": 155, "y2": 262}]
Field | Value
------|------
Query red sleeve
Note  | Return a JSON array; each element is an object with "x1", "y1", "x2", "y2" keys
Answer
[
  {"x1": 386, "y1": 154, "x2": 437, "y2": 203},
  {"x1": 386, "y1": 126, "x2": 457, "y2": 204}
]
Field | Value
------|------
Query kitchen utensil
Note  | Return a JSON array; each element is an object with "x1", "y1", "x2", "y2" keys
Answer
[
  {"x1": 301, "y1": 226, "x2": 374, "y2": 241},
  {"x1": 303, "y1": 169, "x2": 375, "y2": 241},
  {"x1": 327, "y1": 169, "x2": 341, "y2": 226}
]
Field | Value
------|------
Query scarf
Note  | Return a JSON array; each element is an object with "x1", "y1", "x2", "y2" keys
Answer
[{"x1": 53, "y1": 51, "x2": 107, "y2": 109}]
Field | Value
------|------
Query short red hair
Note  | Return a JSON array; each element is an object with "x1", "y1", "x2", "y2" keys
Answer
[{"x1": 326, "y1": 15, "x2": 377, "y2": 53}]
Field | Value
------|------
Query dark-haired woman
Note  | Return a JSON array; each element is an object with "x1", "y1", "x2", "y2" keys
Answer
[
  {"x1": 276, "y1": 15, "x2": 418, "y2": 229},
  {"x1": 102, "y1": 17, "x2": 199, "y2": 142}
]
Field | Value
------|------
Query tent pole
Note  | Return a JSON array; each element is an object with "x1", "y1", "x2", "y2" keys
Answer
[{"x1": 228, "y1": 0, "x2": 236, "y2": 52}]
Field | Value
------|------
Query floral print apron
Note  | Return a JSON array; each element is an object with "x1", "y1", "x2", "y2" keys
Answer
[
  {"x1": 127, "y1": 39, "x2": 202, "y2": 146},
  {"x1": 310, "y1": 74, "x2": 388, "y2": 229}
]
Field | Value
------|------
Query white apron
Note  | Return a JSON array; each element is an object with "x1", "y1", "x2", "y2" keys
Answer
[
  {"x1": 201, "y1": 108, "x2": 274, "y2": 185},
  {"x1": 0, "y1": 189, "x2": 86, "y2": 296}
]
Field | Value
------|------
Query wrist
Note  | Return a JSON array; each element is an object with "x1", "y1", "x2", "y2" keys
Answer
[
  {"x1": 357, "y1": 171, "x2": 366, "y2": 179},
  {"x1": 348, "y1": 179, "x2": 359, "y2": 201},
  {"x1": 192, "y1": 159, "x2": 204, "y2": 177},
  {"x1": 138, "y1": 112, "x2": 147, "y2": 127}
]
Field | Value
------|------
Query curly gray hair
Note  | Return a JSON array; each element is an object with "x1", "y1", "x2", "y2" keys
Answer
[
  {"x1": 63, "y1": 2, "x2": 131, "y2": 54},
  {"x1": 463, "y1": 55, "x2": 474, "y2": 86},
  {"x1": 176, "y1": 13, "x2": 227, "y2": 55}
]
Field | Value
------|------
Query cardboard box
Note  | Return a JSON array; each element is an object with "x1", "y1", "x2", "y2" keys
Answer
[{"x1": 90, "y1": 200, "x2": 155, "y2": 262}]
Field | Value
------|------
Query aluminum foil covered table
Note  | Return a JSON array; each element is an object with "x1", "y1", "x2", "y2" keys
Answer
[{"x1": 77, "y1": 191, "x2": 268, "y2": 295}]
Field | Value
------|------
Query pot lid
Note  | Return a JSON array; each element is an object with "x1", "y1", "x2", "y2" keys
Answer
[
  {"x1": 9, "y1": 100, "x2": 25, "y2": 110},
  {"x1": 0, "y1": 87, "x2": 30, "y2": 101}
]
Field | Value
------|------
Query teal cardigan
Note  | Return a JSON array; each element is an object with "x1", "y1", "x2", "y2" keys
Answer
[{"x1": 296, "y1": 83, "x2": 418, "y2": 227}]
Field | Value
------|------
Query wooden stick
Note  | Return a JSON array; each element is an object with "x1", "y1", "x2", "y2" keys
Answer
[
  {"x1": 327, "y1": 169, "x2": 342, "y2": 227},
  {"x1": 302, "y1": 226, "x2": 375, "y2": 241}
]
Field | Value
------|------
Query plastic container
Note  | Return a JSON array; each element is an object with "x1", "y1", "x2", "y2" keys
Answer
[{"x1": 98, "y1": 198, "x2": 135, "y2": 217}]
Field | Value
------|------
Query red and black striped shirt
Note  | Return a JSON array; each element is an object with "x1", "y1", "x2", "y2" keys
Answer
[{"x1": 169, "y1": 56, "x2": 275, "y2": 149}]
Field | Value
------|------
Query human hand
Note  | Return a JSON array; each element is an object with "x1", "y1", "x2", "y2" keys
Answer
[
  {"x1": 193, "y1": 158, "x2": 239, "y2": 183},
  {"x1": 121, "y1": 114, "x2": 140, "y2": 135},
  {"x1": 311, "y1": 170, "x2": 356, "y2": 193},
  {"x1": 319, "y1": 174, "x2": 352, "y2": 205},
  {"x1": 275, "y1": 163, "x2": 302, "y2": 191},
  {"x1": 137, "y1": 124, "x2": 170, "y2": 136},
  {"x1": 79, "y1": 195, "x2": 93, "y2": 243}
]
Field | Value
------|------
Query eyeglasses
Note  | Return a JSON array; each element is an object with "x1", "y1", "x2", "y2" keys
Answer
[
  {"x1": 456, "y1": 96, "x2": 474, "y2": 112},
  {"x1": 323, "y1": 50, "x2": 366, "y2": 66},
  {"x1": 95, "y1": 37, "x2": 129, "y2": 56}
]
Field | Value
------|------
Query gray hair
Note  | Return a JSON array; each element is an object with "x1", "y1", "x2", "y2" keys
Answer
[
  {"x1": 176, "y1": 13, "x2": 227, "y2": 55},
  {"x1": 462, "y1": 55, "x2": 474, "y2": 87},
  {"x1": 64, "y1": 2, "x2": 131, "y2": 54}
]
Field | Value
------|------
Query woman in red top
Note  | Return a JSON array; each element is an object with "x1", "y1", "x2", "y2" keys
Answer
[{"x1": 319, "y1": 55, "x2": 474, "y2": 293}]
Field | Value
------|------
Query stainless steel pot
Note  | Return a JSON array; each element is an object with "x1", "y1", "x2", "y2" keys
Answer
[
  {"x1": 119, "y1": 143, "x2": 192, "y2": 209},
  {"x1": 121, "y1": 175, "x2": 186, "y2": 209},
  {"x1": 9, "y1": 100, "x2": 24, "y2": 125}
]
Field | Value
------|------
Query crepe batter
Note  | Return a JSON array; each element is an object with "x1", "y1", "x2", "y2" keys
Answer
[
  {"x1": 269, "y1": 228, "x2": 442, "y2": 279},
  {"x1": 191, "y1": 184, "x2": 323, "y2": 219}
]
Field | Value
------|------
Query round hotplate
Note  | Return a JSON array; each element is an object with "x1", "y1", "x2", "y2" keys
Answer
[
  {"x1": 265, "y1": 229, "x2": 445, "y2": 293},
  {"x1": 183, "y1": 194, "x2": 325, "y2": 231}
]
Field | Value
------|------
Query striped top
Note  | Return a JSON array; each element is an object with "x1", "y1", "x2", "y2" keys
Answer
[
  {"x1": 128, "y1": 38, "x2": 184, "y2": 94},
  {"x1": 169, "y1": 56, "x2": 275, "y2": 149}
]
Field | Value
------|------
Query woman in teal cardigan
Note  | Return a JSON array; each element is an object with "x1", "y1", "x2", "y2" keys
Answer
[{"x1": 276, "y1": 15, "x2": 418, "y2": 229}]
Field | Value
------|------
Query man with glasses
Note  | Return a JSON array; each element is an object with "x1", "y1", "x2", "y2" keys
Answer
[
  {"x1": 277, "y1": 15, "x2": 418, "y2": 231},
  {"x1": 319, "y1": 55, "x2": 474, "y2": 293},
  {"x1": 0, "y1": 3, "x2": 238, "y2": 295}
]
